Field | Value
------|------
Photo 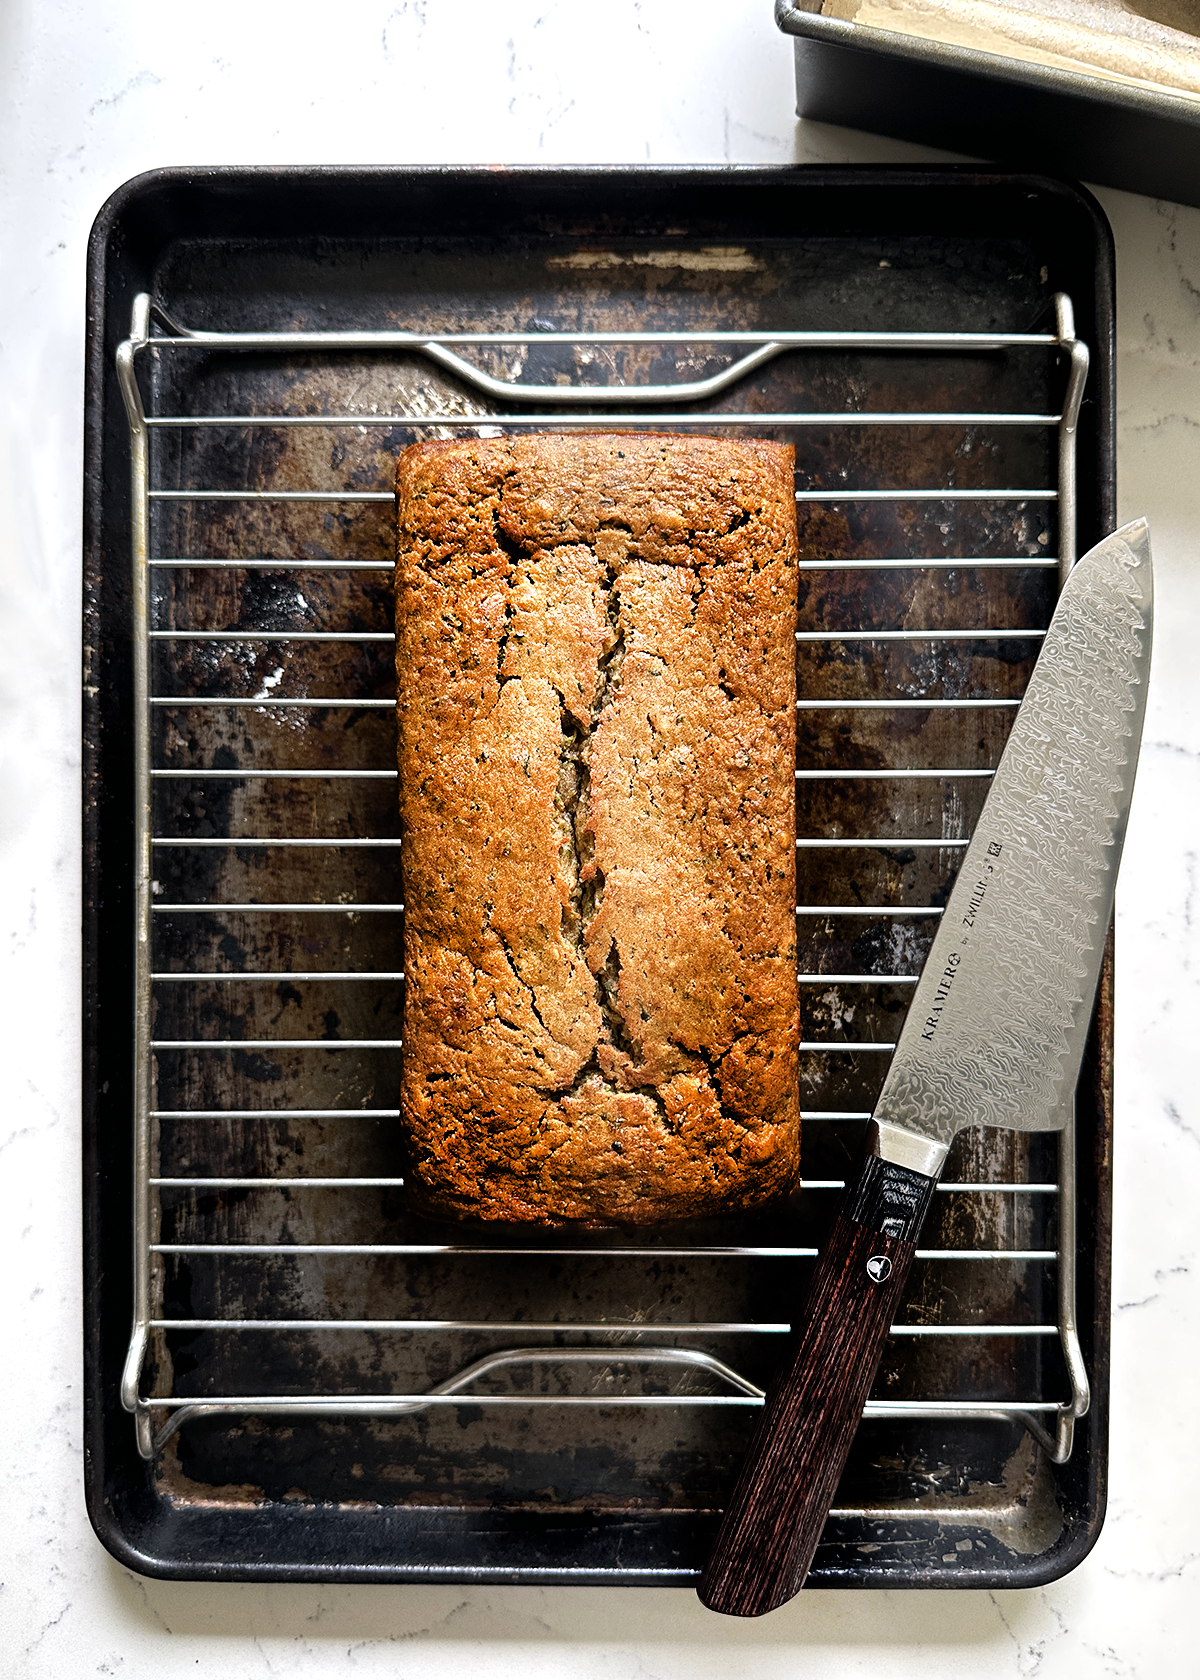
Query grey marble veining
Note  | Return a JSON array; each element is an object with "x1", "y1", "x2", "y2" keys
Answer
[{"x1": 0, "y1": 1, "x2": 1197, "y2": 1675}]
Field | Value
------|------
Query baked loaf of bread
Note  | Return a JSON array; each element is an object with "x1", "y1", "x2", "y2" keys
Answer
[{"x1": 396, "y1": 433, "x2": 799, "y2": 1225}]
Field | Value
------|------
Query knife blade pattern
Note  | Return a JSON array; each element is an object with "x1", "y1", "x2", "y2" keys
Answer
[{"x1": 873, "y1": 524, "x2": 1152, "y2": 1148}]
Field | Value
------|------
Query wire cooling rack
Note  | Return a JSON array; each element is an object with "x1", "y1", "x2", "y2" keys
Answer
[{"x1": 114, "y1": 290, "x2": 1091, "y2": 1476}]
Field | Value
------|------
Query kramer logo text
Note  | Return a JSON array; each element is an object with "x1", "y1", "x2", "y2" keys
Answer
[
  {"x1": 920, "y1": 842, "x2": 1003, "y2": 1043},
  {"x1": 920, "y1": 952, "x2": 962, "y2": 1043}
]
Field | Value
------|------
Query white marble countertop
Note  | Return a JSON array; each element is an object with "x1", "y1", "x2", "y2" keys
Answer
[{"x1": 1, "y1": 2, "x2": 1197, "y2": 1674}]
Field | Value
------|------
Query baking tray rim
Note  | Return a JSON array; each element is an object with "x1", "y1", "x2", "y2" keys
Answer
[{"x1": 85, "y1": 159, "x2": 1120, "y2": 266}]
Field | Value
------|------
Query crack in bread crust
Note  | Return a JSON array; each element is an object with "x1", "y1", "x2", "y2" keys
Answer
[{"x1": 397, "y1": 433, "x2": 800, "y2": 1226}]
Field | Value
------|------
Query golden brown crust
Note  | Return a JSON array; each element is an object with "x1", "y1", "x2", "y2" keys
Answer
[{"x1": 396, "y1": 433, "x2": 799, "y2": 1225}]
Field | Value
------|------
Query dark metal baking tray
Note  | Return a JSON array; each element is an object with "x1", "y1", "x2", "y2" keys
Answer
[
  {"x1": 83, "y1": 164, "x2": 1115, "y2": 1588},
  {"x1": 778, "y1": 0, "x2": 1200, "y2": 210}
]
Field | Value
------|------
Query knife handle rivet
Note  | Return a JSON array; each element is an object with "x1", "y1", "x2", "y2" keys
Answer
[{"x1": 865, "y1": 1255, "x2": 893, "y2": 1284}]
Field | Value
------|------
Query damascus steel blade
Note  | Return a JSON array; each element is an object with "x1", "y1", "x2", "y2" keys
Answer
[{"x1": 872, "y1": 520, "x2": 1153, "y2": 1159}]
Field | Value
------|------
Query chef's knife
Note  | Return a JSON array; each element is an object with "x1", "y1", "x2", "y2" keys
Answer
[{"x1": 699, "y1": 519, "x2": 1153, "y2": 1617}]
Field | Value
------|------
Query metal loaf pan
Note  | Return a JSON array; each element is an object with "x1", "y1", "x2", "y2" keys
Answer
[
  {"x1": 777, "y1": 0, "x2": 1200, "y2": 210},
  {"x1": 84, "y1": 165, "x2": 1115, "y2": 1588}
]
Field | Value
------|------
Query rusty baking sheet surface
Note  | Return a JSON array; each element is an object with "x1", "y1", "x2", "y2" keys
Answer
[{"x1": 83, "y1": 167, "x2": 1114, "y2": 1586}]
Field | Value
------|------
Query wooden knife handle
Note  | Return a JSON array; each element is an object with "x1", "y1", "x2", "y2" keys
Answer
[{"x1": 698, "y1": 1153, "x2": 937, "y2": 1617}]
